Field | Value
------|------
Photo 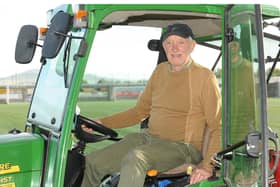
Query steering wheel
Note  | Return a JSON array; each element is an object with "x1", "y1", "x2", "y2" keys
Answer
[{"x1": 75, "y1": 114, "x2": 119, "y2": 143}]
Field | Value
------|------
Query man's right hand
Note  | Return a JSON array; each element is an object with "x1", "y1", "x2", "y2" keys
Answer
[
  {"x1": 81, "y1": 124, "x2": 93, "y2": 133},
  {"x1": 81, "y1": 119, "x2": 102, "y2": 133}
]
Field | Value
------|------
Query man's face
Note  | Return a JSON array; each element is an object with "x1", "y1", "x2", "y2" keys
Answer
[
  {"x1": 163, "y1": 35, "x2": 195, "y2": 68},
  {"x1": 229, "y1": 41, "x2": 240, "y2": 56},
  {"x1": 229, "y1": 41, "x2": 241, "y2": 62}
]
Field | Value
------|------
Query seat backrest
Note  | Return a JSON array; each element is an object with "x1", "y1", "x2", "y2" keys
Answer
[
  {"x1": 201, "y1": 125, "x2": 210, "y2": 158},
  {"x1": 140, "y1": 39, "x2": 167, "y2": 129},
  {"x1": 147, "y1": 39, "x2": 167, "y2": 64}
]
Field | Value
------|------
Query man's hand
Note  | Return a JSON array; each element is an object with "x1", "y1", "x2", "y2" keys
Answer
[
  {"x1": 81, "y1": 124, "x2": 93, "y2": 133},
  {"x1": 190, "y1": 168, "x2": 211, "y2": 184},
  {"x1": 81, "y1": 119, "x2": 102, "y2": 133}
]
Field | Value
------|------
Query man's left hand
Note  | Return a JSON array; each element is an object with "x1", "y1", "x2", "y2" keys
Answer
[{"x1": 190, "y1": 168, "x2": 211, "y2": 184}]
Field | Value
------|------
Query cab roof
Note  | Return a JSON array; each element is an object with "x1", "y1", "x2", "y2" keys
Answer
[{"x1": 83, "y1": 4, "x2": 279, "y2": 40}]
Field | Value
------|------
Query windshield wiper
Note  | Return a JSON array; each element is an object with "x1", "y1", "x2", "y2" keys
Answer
[{"x1": 63, "y1": 35, "x2": 72, "y2": 88}]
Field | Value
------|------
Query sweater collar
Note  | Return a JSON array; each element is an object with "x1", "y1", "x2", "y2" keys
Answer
[{"x1": 168, "y1": 58, "x2": 193, "y2": 72}]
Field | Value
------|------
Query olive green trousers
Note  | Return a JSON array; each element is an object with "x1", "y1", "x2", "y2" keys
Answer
[{"x1": 81, "y1": 131, "x2": 202, "y2": 187}]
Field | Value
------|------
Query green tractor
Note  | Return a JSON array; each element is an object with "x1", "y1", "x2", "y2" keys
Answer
[{"x1": 0, "y1": 4, "x2": 279, "y2": 187}]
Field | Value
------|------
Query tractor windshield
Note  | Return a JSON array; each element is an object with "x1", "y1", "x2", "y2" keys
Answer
[{"x1": 27, "y1": 6, "x2": 86, "y2": 131}]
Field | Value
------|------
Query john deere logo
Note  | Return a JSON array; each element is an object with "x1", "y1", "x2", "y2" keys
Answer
[{"x1": 0, "y1": 163, "x2": 20, "y2": 175}]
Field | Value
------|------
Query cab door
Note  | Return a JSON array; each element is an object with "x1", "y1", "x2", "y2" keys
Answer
[{"x1": 224, "y1": 5, "x2": 269, "y2": 186}]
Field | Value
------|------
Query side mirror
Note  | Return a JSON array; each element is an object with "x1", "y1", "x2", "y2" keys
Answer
[
  {"x1": 148, "y1": 39, "x2": 161, "y2": 51},
  {"x1": 15, "y1": 25, "x2": 38, "y2": 64},
  {"x1": 246, "y1": 132, "x2": 261, "y2": 158},
  {"x1": 42, "y1": 11, "x2": 73, "y2": 59}
]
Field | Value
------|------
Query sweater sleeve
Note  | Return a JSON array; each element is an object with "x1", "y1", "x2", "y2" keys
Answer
[
  {"x1": 99, "y1": 69, "x2": 155, "y2": 129},
  {"x1": 199, "y1": 73, "x2": 222, "y2": 172}
]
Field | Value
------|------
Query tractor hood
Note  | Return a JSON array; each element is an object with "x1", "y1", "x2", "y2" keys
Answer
[{"x1": 0, "y1": 133, "x2": 44, "y2": 186}]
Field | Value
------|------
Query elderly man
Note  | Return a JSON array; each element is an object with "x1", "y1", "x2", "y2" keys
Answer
[{"x1": 81, "y1": 23, "x2": 221, "y2": 187}]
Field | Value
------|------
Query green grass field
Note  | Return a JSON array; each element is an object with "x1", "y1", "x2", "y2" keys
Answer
[
  {"x1": 0, "y1": 100, "x2": 137, "y2": 134},
  {"x1": 0, "y1": 98, "x2": 279, "y2": 151}
]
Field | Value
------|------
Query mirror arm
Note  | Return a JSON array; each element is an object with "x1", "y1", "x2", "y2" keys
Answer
[
  {"x1": 40, "y1": 56, "x2": 46, "y2": 65},
  {"x1": 28, "y1": 41, "x2": 42, "y2": 48},
  {"x1": 54, "y1": 31, "x2": 84, "y2": 40},
  {"x1": 217, "y1": 140, "x2": 246, "y2": 158},
  {"x1": 35, "y1": 43, "x2": 43, "y2": 47}
]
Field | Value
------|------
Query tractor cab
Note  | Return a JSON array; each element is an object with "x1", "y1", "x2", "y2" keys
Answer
[{"x1": 0, "y1": 4, "x2": 279, "y2": 187}]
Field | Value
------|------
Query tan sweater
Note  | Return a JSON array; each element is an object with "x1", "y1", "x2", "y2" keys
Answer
[{"x1": 100, "y1": 60, "x2": 221, "y2": 171}]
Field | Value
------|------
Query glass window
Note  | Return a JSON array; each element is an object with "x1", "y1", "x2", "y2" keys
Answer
[
  {"x1": 78, "y1": 26, "x2": 161, "y2": 150},
  {"x1": 227, "y1": 6, "x2": 261, "y2": 186}
]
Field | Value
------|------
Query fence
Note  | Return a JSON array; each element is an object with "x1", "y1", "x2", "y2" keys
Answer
[
  {"x1": 267, "y1": 82, "x2": 280, "y2": 97},
  {"x1": 1, "y1": 81, "x2": 279, "y2": 104},
  {"x1": 79, "y1": 84, "x2": 145, "y2": 101},
  {"x1": 0, "y1": 85, "x2": 34, "y2": 104},
  {"x1": 0, "y1": 84, "x2": 146, "y2": 104}
]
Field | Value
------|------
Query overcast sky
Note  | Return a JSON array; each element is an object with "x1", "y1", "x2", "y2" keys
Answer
[
  {"x1": 0, "y1": 1, "x2": 279, "y2": 79},
  {"x1": 0, "y1": 1, "x2": 60, "y2": 78}
]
